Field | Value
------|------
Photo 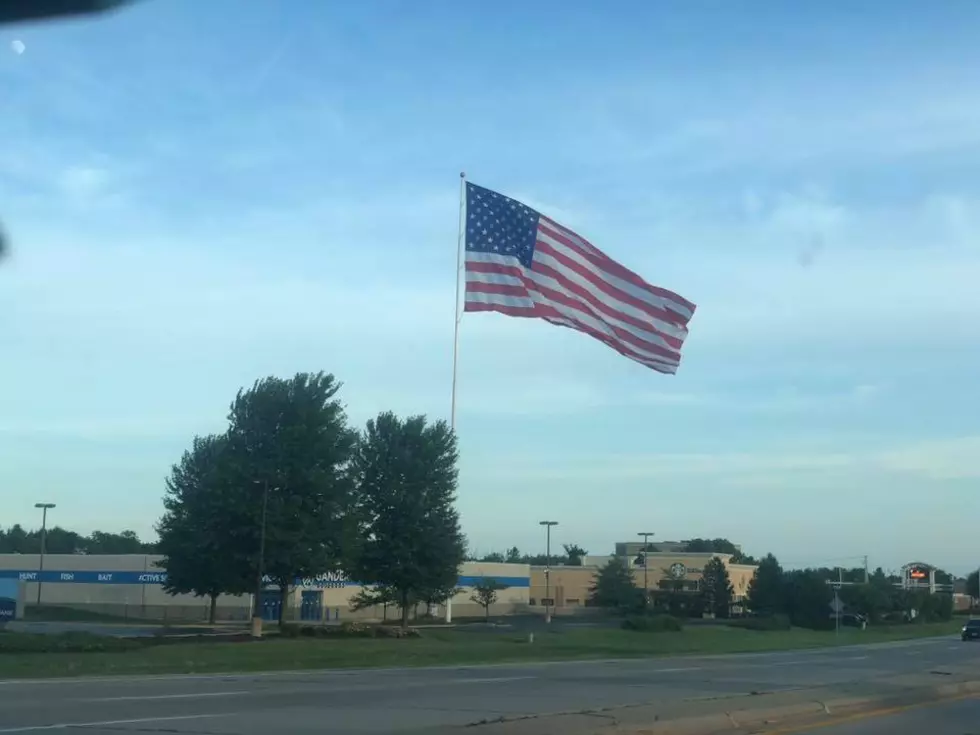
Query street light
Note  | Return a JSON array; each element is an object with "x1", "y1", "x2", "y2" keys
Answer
[
  {"x1": 251, "y1": 480, "x2": 272, "y2": 638},
  {"x1": 34, "y1": 503, "x2": 55, "y2": 606},
  {"x1": 638, "y1": 531, "x2": 654, "y2": 607},
  {"x1": 539, "y1": 521, "x2": 558, "y2": 624}
]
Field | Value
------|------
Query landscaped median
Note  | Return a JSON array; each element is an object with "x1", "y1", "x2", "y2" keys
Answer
[{"x1": 0, "y1": 619, "x2": 963, "y2": 679}]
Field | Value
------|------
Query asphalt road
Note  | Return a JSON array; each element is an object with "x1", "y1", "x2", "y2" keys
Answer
[
  {"x1": 786, "y1": 696, "x2": 980, "y2": 734},
  {"x1": 0, "y1": 636, "x2": 977, "y2": 734}
]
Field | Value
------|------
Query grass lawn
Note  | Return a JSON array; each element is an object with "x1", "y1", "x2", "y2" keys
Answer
[{"x1": 0, "y1": 621, "x2": 962, "y2": 679}]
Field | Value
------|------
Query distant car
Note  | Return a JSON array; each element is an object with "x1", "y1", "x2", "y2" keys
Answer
[{"x1": 961, "y1": 619, "x2": 980, "y2": 641}]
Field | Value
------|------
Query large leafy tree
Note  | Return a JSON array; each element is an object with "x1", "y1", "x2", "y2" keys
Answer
[
  {"x1": 350, "y1": 412, "x2": 466, "y2": 629},
  {"x1": 841, "y1": 567, "x2": 895, "y2": 623},
  {"x1": 747, "y1": 553, "x2": 786, "y2": 616},
  {"x1": 562, "y1": 544, "x2": 588, "y2": 566},
  {"x1": 967, "y1": 571, "x2": 979, "y2": 603},
  {"x1": 588, "y1": 557, "x2": 643, "y2": 612},
  {"x1": 156, "y1": 433, "x2": 251, "y2": 623},
  {"x1": 784, "y1": 569, "x2": 833, "y2": 629},
  {"x1": 225, "y1": 372, "x2": 359, "y2": 624},
  {"x1": 701, "y1": 556, "x2": 734, "y2": 618}
]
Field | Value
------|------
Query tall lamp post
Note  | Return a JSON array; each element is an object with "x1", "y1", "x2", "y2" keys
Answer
[
  {"x1": 638, "y1": 531, "x2": 654, "y2": 607},
  {"x1": 539, "y1": 521, "x2": 558, "y2": 624},
  {"x1": 251, "y1": 480, "x2": 271, "y2": 639},
  {"x1": 34, "y1": 503, "x2": 56, "y2": 606}
]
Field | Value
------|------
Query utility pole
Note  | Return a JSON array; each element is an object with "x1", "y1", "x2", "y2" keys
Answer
[
  {"x1": 34, "y1": 503, "x2": 55, "y2": 606},
  {"x1": 638, "y1": 532, "x2": 654, "y2": 608},
  {"x1": 863, "y1": 556, "x2": 869, "y2": 584},
  {"x1": 539, "y1": 521, "x2": 558, "y2": 624},
  {"x1": 835, "y1": 566, "x2": 843, "y2": 637}
]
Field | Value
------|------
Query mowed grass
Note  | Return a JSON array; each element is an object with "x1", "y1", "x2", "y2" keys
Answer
[{"x1": 0, "y1": 621, "x2": 962, "y2": 679}]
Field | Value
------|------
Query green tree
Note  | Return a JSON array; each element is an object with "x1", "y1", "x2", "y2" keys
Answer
[
  {"x1": 470, "y1": 578, "x2": 508, "y2": 621},
  {"x1": 967, "y1": 571, "x2": 979, "y2": 603},
  {"x1": 475, "y1": 551, "x2": 506, "y2": 563},
  {"x1": 226, "y1": 372, "x2": 359, "y2": 624},
  {"x1": 156, "y1": 434, "x2": 252, "y2": 623},
  {"x1": 563, "y1": 544, "x2": 588, "y2": 566},
  {"x1": 350, "y1": 412, "x2": 466, "y2": 629},
  {"x1": 505, "y1": 547, "x2": 522, "y2": 563},
  {"x1": 0, "y1": 526, "x2": 156, "y2": 555},
  {"x1": 588, "y1": 557, "x2": 643, "y2": 612},
  {"x1": 840, "y1": 567, "x2": 895, "y2": 623},
  {"x1": 784, "y1": 570, "x2": 834, "y2": 629},
  {"x1": 348, "y1": 586, "x2": 398, "y2": 621},
  {"x1": 683, "y1": 538, "x2": 757, "y2": 565},
  {"x1": 701, "y1": 556, "x2": 734, "y2": 618},
  {"x1": 747, "y1": 553, "x2": 786, "y2": 616}
]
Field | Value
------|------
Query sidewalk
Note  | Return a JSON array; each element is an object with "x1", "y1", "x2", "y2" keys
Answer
[{"x1": 424, "y1": 661, "x2": 980, "y2": 735}]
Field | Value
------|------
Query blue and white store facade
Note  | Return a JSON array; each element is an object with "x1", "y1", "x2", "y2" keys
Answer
[{"x1": 0, "y1": 554, "x2": 531, "y2": 622}]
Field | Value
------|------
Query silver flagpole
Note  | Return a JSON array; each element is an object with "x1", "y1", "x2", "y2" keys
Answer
[{"x1": 450, "y1": 171, "x2": 466, "y2": 431}]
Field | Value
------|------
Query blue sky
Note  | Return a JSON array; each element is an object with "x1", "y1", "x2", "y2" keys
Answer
[{"x1": 2, "y1": 1, "x2": 979, "y2": 573}]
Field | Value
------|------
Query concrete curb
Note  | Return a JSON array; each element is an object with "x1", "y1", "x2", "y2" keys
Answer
[
  {"x1": 628, "y1": 679, "x2": 980, "y2": 734},
  {"x1": 451, "y1": 675, "x2": 980, "y2": 735}
]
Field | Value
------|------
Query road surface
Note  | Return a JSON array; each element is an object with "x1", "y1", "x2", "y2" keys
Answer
[
  {"x1": 0, "y1": 636, "x2": 977, "y2": 734},
  {"x1": 784, "y1": 695, "x2": 980, "y2": 734}
]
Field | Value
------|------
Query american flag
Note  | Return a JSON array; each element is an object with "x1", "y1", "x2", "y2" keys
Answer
[{"x1": 463, "y1": 182, "x2": 696, "y2": 374}]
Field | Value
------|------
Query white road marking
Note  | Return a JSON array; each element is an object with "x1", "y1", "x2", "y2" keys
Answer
[
  {"x1": 0, "y1": 713, "x2": 231, "y2": 733},
  {"x1": 81, "y1": 690, "x2": 248, "y2": 702},
  {"x1": 452, "y1": 676, "x2": 534, "y2": 684},
  {"x1": 648, "y1": 667, "x2": 702, "y2": 673}
]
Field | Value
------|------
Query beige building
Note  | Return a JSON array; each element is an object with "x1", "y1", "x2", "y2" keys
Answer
[
  {"x1": 0, "y1": 554, "x2": 531, "y2": 623},
  {"x1": 530, "y1": 551, "x2": 758, "y2": 610}
]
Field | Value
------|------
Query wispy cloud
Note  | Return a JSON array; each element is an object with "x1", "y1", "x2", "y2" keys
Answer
[{"x1": 487, "y1": 435, "x2": 980, "y2": 483}]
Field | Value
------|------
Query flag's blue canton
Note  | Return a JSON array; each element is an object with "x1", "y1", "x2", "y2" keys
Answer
[{"x1": 465, "y1": 182, "x2": 539, "y2": 269}]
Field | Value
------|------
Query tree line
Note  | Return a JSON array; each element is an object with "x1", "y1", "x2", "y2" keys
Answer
[
  {"x1": 0, "y1": 526, "x2": 156, "y2": 555},
  {"x1": 588, "y1": 551, "x2": 961, "y2": 626},
  {"x1": 470, "y1": 538, "x2": 756, "y2": 568},
  {"x1": 471, "y1": 544, "x2": 589, "y2": 567},
  {"x1": 156, "y1": 371, "x2": 465, "y2": 628}
]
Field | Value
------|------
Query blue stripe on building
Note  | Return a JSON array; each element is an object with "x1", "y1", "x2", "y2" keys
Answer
[{"x1": 0, "y1": 570, "x2": 531, "y2": 589}]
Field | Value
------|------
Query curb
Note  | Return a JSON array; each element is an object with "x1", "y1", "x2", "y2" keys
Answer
[
  {"x1": 449, "y1": 676, "x2": 980, "y2": 735},
  {"x1": 616, "y1": 679, "x2": 980, "y2": 734}
]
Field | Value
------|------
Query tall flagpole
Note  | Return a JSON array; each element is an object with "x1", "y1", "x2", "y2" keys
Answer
[{"x1": 450, "y1": 172, "x2": 466, "y2": 431}]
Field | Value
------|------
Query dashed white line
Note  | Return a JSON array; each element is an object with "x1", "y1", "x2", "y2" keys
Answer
[
  {"x1": 0, "y1": 713, "x2": 231, "y2": 733},
  {"x1": 81, "y1": 690, "x2": 248, "y2": 702}
]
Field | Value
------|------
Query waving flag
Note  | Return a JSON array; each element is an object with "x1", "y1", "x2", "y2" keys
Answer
[{"x1": 463, "y1": 182, "x2": 696, "y2": 374}]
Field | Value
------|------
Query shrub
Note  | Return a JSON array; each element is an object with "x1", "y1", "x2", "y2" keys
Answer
[
  {"x1": 374, "y1": 625, "x2": 422, "y2": 639},
  {"x1": 339, "y1": 621, "x2": 373, "y2": 638},
  {"x1": 0, "y1": 631, "x2": 144, "y2": 654},
  {"x1": 727, "y1": 615, "x2": 791, "y2": 631},
  {"x1": 621, "y1": 614, "x2": 683, "y2": 633}
]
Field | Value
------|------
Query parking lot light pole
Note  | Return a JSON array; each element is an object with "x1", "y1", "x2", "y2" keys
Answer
[
  {"x1": 34, "y1": 503, "x2": 56, "y2": 606},
  {"x1": 638, "y1": 532, "x2": 654, "y2": 607},
  {"x1": 539, "y1": 521, "x2": 558, "y2": 624}
]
